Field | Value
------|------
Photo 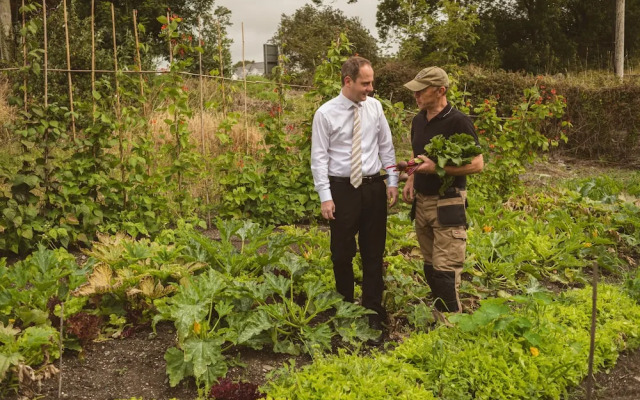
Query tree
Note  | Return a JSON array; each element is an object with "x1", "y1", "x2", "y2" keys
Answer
[
  {"x1": 0, "y1": 0, "x2": 12, "y2": 62},
  {"x1": 192, "y1": 5, "x2": 233, "y2": 77},
  {"x1": 374, "y1": 0, "x2": 479, "y2": 66},
  {"x1": 271, "y1": 4, "x2": 378, "y2": 82}
]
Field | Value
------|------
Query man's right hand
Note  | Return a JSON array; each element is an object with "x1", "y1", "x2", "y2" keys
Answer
[
  {"x1": 402, "y1": 176, "x2": 415, "y2": 204},
  {"x1": 321, "y1": 200, "x2": 336, "y2": 220}
]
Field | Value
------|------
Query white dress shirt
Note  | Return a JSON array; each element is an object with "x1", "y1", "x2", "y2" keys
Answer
[{"x1": 311, "y1": 92, "x2": 398, "y2": 203}]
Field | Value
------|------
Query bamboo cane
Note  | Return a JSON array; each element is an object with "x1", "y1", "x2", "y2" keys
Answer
[
  {"x1": 91, "y1": 0, "x2": 95, "y2": 118},
  {"x1": 167, "y1": 11, "x2": 172, "y2": 64},
  {"x1": 57, "y1": 303, "x2": 63, "y2": 399},
  {"x1": 42, "y1": 0, "x2": 50, "y2": 197},
  {"x1": 111, "y1": 3, "x2": 125, "y2": 207},
  {"x1": 42, "y1": 0, "x2": 47, "y2": 108},
  {"x1": 133, "y1": 10, "x2": 145, "y2": 110},
  {"x1": 217, "y1": 20, "x2": 226, "y2": 118},
  {"x1": 198, "y1": 16, "x2": 211, "y2": 229},
  {"x1": 242, "y1": 23, "x2": 248, "y2": 154},
  {"x1": 21, "y1": 0, "x2": 26, "y2": 111},
  {"x1": 62, "y1": 0, "x2": 76, "y2": 139},
  {"x1": 585, "y1": 262, "x2": 599, "y2": 400}
]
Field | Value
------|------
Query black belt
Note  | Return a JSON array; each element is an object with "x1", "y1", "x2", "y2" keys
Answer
[{"x1": 329, "y1": 173, "x2": 388, "y2": 185}]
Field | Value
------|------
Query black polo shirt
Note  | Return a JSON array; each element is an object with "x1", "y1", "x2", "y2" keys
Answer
[{"x1": 410, "y1": 103, "x2": 480, "y2": 195}]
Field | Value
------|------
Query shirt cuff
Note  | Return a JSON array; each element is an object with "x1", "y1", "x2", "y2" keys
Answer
[
  {"x1": 387, "y1": 174, "x2": 399, "y2": 188},
  {"x1": 318, "y1": 189, "x2": 332, "y2": 203}
]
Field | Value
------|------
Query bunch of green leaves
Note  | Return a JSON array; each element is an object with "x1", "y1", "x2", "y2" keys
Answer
[{"x1": 423, "y1": 133, "x2": 482, "y2": 195}]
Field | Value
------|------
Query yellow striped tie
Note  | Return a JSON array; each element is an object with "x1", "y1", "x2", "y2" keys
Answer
[{"x1": 350, "y1": 105, "x2": 362, "y2": 188}]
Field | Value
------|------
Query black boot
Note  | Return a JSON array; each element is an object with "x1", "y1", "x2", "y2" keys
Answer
[
  {"x1": 431, "y1": 269, "x2": 460, "y2": 312},
  {"x1": 423, "y1": 263, "x2": 436, "y2": 288}
]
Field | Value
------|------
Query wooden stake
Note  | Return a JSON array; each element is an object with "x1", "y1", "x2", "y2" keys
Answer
[
  {"x1": 57, "y1": 303, "x2": 64, "y2": 399},
  {"x1": 133, "y1": 10, "x2": 145, "y2": 109},
  {"x1": 21, "y1": 0, "x2": 26, "y2": 111},
  {"x1": 91, "y1": 0, "x2": 95, "y2": 118},
  {"x1": 217, "y1": 20, "x2": 226, "y2": 117},
  {"x1": 62, "y1": 0, "x2": 76, "y2": 139},
  {"x1": 111, "y1": 3, "x2": 125, "y2": 206},
  {"x1": 42, "y1": 0, "x2": 49, "y2": 195},
  {"x1": 586, "y1": 262, "x2": 599, "y2": 400},
  {"x1": 242, "y1": 22, "x2": 248, "y2": 154},
  {"x1": 42, "y1": 0, "x2": 47, "y2": 108},
  {"x1": 198, "y1": 16, "x2": 211, "y2": 229},
  {"x1": 615, "y1": 0, "x2": 625, "y2": 81},
  {"x1": 167, "y1": 11, "x2": 173, "y2": 64}
]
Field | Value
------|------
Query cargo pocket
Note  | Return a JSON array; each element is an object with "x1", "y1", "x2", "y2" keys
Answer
[
  {"x1": 436, "y1": 195, "x2": 467, "y2": 227},
  {"x1": 447, "y1": 229, "x2": 467, "y2": 265}
]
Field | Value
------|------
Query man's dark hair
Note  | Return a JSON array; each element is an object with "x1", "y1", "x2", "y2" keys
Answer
[{"x1": 341, "y1": 56, "x2": 371, "y2": 86}]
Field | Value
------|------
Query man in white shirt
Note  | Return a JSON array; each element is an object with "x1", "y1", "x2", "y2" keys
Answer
[{"x1": 311, "y1": 56, "x2": 398, "y2": 343}]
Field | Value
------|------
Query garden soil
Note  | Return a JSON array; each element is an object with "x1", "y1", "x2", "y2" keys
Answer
[
  {"x1": 8, "y1": 322, "x2": 309, "y2": 400},
  {"x1": 6, "y1": 321, "x2": 640, "y2": 400}
]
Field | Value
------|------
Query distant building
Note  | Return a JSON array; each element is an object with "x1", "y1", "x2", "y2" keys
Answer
[{"x1": 232, "y1": 62, "x2": 265, "y2": 80}]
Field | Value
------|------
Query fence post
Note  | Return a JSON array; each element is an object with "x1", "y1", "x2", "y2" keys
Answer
[{"x1": 586, "y1": 261, "x2": 599, "y2": 400}]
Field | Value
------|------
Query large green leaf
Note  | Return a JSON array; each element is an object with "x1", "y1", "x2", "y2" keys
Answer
[
  {"x1": 165, "y1": 346, "x2": 193, "y2": 387},
  {"x1": 183, "y1": 337, "x2": 226, "y2": 380},
  {"x1": 264, "y1": 273, "x2": 290, "y2": 298},
  {"x1": 0, "y1": 323, "x2": 20, "y2": 345},
  {"x1": 278, "y1": 252, "x2": 309, "y2": 279},
  {"x1": 235, "y1": 310, "x2": 272, "y2": 345},
  {"x1": 301, "y1": 324, "x2": 332, "y2": 353},
  {"x1": 0, "y1": 351, "x2": 23, "y2": 381},
  {"x1": 273, "y1": 339, "x2": 300, "y2": 355}
]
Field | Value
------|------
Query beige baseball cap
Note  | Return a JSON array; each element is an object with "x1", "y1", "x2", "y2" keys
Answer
[{"x1": 403, "y1": 66, "x2": 449, "y2": 91}]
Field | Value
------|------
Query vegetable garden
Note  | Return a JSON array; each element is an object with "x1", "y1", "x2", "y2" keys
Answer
[{"x1": 1, "y1": 3, "x2": 640, "y2": 400}]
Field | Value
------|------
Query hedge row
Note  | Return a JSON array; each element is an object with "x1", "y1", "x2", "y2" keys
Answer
[{"x1": 375, "y1": 62, "x2": 640, "y2": 164}]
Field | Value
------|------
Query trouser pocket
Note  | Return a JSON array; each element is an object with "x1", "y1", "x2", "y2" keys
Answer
[{"x1": 436, "y1": 193, "x2": 466, "y2": 227}]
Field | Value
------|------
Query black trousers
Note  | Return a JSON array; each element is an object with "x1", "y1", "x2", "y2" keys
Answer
[{"x1": 329, "y1": 179, "x2": 387, "y2": 318}]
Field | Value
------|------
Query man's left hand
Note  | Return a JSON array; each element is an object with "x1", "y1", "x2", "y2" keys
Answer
[
  {"x1": 415, "y1": 155, "x2": 436, "y2": 174},
  {"x1": 387, "y1": 186, "x2": 398, "y2": 207}
]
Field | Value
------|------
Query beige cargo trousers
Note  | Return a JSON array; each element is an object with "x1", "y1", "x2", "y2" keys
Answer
[{"x1": 415, "y1": 190, "x2": 467, "y2": 312}]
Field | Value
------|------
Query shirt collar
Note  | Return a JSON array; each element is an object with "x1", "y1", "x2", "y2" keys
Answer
[
  {"x1": 338, "y1": 92, "x2": 363, "y2": 109},
  {"x1": 421, "y1": 102, "x2": 453, "y2": 121}
]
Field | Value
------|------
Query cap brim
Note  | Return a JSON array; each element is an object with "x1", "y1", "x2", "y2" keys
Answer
[{"x1": 403, "y1": 80, "x2": 428, "y2": 92}]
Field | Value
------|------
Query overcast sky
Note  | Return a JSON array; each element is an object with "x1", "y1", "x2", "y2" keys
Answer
[{"x1": 216, "y1": 0, "x2": 382, "y2": 63}]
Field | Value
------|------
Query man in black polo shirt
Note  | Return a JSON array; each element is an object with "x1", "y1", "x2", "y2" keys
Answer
[{"x1": 402, "y1": 66, "x2": 484, "y2": 312}]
